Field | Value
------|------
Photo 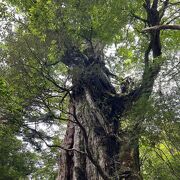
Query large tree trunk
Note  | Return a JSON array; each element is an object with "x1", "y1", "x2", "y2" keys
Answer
[{"x1": 57, "y1": 59, "x2": 141, "y2": 180}]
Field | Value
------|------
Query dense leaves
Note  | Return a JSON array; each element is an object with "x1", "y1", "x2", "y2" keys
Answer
[{"x1": 0, "y1": 125, "x2": 37, "y2": 179}]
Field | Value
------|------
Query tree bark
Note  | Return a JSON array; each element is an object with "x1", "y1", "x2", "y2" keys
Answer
[
  {"x1": 58, "y1": 63, "x2": 115, "y2": 179},
  {"x1": 57, "y1": 55, "x2": 142, "y2": 179}
]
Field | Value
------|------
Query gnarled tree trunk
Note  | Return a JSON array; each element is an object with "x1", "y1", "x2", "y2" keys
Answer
[{"x1": 57, "y1": 57, "x2": 142, "y2": 179}]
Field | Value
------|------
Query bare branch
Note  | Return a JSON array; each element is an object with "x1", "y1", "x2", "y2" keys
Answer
[
  {"x1": 166, "y1": 15, "x2": 180, "y2": 25},
  {"x1": 24, "y1": 124, "x2": 87, "y2": 155},
  {"x1": 162, "y1": 8, "x2": 180, "y2": 24},
  {"x1": 142, "y1": 24, "x2": 180, "y2": 32},
  {"x1": 169, "y1": 1, "x2": 180, "y2": 6},
  {"x1": 131, "y1": 13, "x2": 148, "y2": 23},
  {"x1": 43, "y1": 72, "x2": 70, "y2": 93}
]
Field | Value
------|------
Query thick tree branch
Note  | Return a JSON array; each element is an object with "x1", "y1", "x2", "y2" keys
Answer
[
  {"x1": 127, "y1": 0, "x2": 162, "y2": 104},
  {"x1": 144, "y1": 42, "x2": 152, "y2": 68},
  {"x1": 159, "y1": 0, "x2": 169, "y2": 20},
  {"x1": 142, "y1": 24, "x2": 180, "y2": 32},
  {"x1": 144, "y1": 0, "x2": 151, "y2": 9},
  {"x1": 152, "y1": 0, "x2": 159, "y2": 9}
]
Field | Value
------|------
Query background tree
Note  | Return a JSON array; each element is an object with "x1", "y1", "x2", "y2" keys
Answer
[{"x1": 0, "y1": 78, "x2": 37, "y2": 179}]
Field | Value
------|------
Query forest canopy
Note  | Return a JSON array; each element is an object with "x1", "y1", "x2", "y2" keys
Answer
[{"x1": 0, "y1": 0, "x2": 180, "y2": 179}]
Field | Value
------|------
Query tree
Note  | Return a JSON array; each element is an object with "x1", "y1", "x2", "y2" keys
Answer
[
  {"x1": 0, "y1": 76, "x2": 57, "y2": 179},
  {"x1": 0, "y1": 0, "x2": 179, "y2": 179},
  {"x1": 0, "y1": 124, "x2": 37, "y2": 179}
]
